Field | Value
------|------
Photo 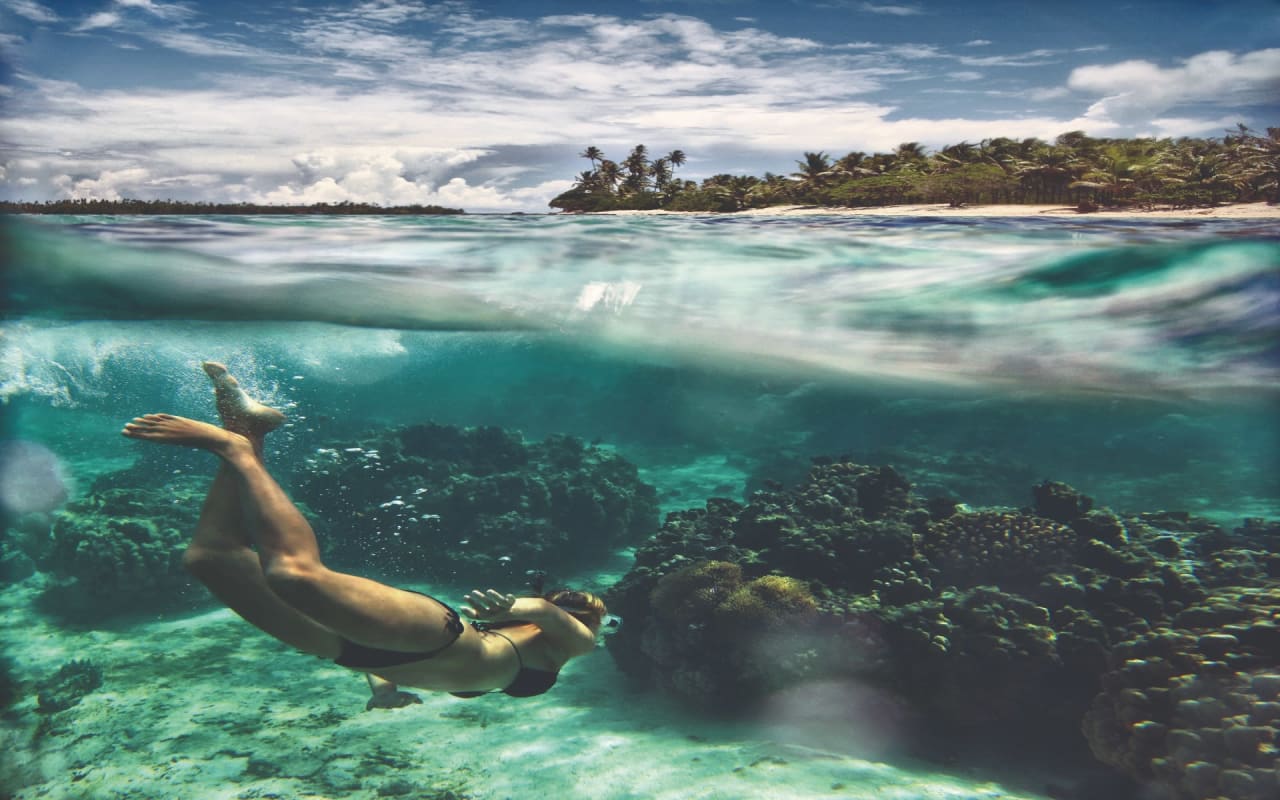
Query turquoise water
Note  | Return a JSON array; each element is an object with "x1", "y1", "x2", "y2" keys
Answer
[{"x1": 2, "y1": 213, "x2": 1278, "y2": 799}]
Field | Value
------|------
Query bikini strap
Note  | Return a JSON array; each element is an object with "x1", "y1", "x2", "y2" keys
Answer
[{"x1": 485, "y1": 629, "x2": 523, "y2": 669}]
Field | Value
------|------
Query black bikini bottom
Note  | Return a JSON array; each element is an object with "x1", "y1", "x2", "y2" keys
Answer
[{"x1": 333, "y1": 591, "x2": 466, "y2": 669}]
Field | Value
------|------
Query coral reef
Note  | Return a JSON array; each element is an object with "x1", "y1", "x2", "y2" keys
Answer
[
  {"x1": 36, "y1": 659, "x2": 103, "y2": 713},
  {"x1": 293, "y1": 423, "x2": 659, "y2": 583},
  {"x1": 30, "y1": 474, "x2": 209, "y2": 622},
  {"x1": 606, "y1": 459, "x2": 1280, "y2": 798}
]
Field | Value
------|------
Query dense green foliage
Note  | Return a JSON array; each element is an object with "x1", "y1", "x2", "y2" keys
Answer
[
  {"x1": 0, "y1": 198, "x2": 464, "y2": 215},
  {"x1": 550, "y1": 126, "x2": 1279, "y2": 212}
]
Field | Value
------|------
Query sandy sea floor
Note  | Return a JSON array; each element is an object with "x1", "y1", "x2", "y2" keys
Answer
[
  {"x1": 592, "y1": 201, "x2": 1280, "y2": 219},
  {"x1": 0, "y1": 570, "x2": 1061, "y2": 800}
]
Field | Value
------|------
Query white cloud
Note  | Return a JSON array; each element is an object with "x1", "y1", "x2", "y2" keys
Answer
[
  {"x1": 6, "y1": 0, "x2": 58, "y2": 22},
  {"x1": 860, "y1": 3, "x2": 923, "y2": 15},
  {"x1": 958, "y1": 50, "x2": 1060, "y2": 67},
  {"x1": 75, "y1": 11, "x2": 121, "y2": 31},
  {"x1": 255, "y1": 149, "x2": 572, "y2": 211},
  {"x1": 1069, "y1": 49, "x2": 1280, "y2": 126},
  {"x1": 53, "y1": 167, "x2": 151, "y2": 200},
  {"x1": 60, "y1": 0, "x2": 196, "y2": 27},
  {"x1": 116, "y1": 0, "x2": 192, "y2": 19},
  {"x1": 965, "y1": 39, "x2": 991, "y2": 47},
  {"x1": 142, "y1": 28, "x2": 298, "y2": 60}
]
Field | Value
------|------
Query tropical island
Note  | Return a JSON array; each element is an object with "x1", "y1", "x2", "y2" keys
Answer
[
  {"x1": 550, "y1": 126, "x2": 1279, "y2": 213},
  {"x1": 0, "y1": 199, "x2": 464, "y2": 215}
]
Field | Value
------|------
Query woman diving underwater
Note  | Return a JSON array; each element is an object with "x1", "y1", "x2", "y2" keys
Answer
[{"x1": 122, "y1": 362, "x2": 607, "y2": 708}]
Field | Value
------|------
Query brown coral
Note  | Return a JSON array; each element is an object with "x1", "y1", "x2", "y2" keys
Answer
[
  {"x1": 638, "y1": 562, "x2": 822, "y2": 708},
  {"x1": 921, "y1": 510, "x2": 1077, "y2": 590},
  {"x1": 714, "y1": 574, "x2": 819, "y2": 635},
  {"x1": 1083, "y1": 586, "x2": 1280, "y2": 800}
]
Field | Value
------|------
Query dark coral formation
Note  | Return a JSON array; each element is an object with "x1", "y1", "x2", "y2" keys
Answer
[
  {"x1": 28, "y1": 474, "x2": 208, "y2": 621},
  {"x1": 36, "y1": 659, "x2": 103, "y2": 712},
  {"x1": 919, "y1": 509, "x2": 1076, "y2": 591},
  {"x1": 1082, "y1": 564, "x2": 1280, "y2": 799},
  {"x1": 0, "y1": 656, "x2": 17, "y2": 711},
  {"x1": 640, "y1": 561, "x2": 822, "y2": 705},
  {"x1": 606, "y1": 460, "x2": 1280, "y2": 799},
  {"x1": 293, "y1": 423, "x2": 659, "y2": 583}
]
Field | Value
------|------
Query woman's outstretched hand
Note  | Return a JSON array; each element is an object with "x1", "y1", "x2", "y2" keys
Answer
[{"x1": 462, "y1": 589, "x2": 517, "y2": 621}]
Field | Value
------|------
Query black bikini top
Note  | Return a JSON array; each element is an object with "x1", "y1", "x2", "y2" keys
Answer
[{"x1": 450, "y1": 623, "x2": 559, "y2": 699}]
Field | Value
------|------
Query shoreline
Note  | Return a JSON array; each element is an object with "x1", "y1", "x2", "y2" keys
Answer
[{"x1": 585, "y1": 201, "x2": 1280, "y2": 220}]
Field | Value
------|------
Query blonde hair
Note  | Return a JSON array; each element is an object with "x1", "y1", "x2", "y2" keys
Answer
[{"x1": 545, "y1": 589, "x2": 607, "y2": 630}]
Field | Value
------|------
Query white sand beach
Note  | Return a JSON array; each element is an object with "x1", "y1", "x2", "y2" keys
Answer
[{"x1": 592, "y1": 202, "x2": 1280, "y2": 219}]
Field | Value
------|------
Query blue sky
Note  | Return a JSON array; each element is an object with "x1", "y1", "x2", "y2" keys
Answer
[{"x1": 1, "y1": 0, "x2": 1277, "y2": 210}]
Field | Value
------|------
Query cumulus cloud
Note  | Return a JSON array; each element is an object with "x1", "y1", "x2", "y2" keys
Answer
[
  {"x1": 257, "y1": 152, "x2": 573, "y2": 211},
  {"x1": 53, "y1": 167, "x2": 151, "y2": 200},
  {"x1": 1069, "y1": 49, "x2": 1280, "y2": 126},
  {"x1": 258, "y1": 148, "x2": 490, "y2": 206}
]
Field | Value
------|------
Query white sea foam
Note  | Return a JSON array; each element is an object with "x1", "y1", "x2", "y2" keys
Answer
[{"x1": 0, "y1": 319, "x2": 412, "y2": 407}]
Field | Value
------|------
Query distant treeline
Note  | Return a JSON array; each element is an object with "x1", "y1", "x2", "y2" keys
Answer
[
  {"x1": 0, "y1": 198, "x2": 464, "y2": 215},
  {"x1": 552, "y1": 125, "x2": 1280, "y2": 212}
]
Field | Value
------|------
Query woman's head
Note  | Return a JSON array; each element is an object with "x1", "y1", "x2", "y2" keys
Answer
[{"x1": 545, "y1": 588, "x2": 607, "y2": 631}]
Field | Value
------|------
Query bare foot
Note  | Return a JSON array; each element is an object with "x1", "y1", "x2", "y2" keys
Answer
[
  {"x1": 121, "y1": 413, "x2": 251, "y2": 457},
  {"x1": 201, "y1": 361, "x2": 285, "y2": 437}
]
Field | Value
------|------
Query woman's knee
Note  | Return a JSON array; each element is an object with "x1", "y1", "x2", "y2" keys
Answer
[{"x1": 182, "y1": 545, "x2": 238, "y2": 579}]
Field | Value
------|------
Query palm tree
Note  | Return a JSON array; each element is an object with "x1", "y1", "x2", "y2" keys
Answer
[
  {"x1": 891, "y1": 142, "x2": 929, "y2": 173},
  {"x1": 651, "y1": 157, "x2": 672, "y2": 193},
  {"x1": 934, "y1": 141, "x2": 979, "y2": 173},
  {"x1": 833, "y1": 151, "x2": 874, "y2": 178},
  {"x1": 622, "y1": 145, "x2": 650, "y2": 194},
  {"x1": 791, "y1": 151, "x2": 834, "y2": 200},
  {"x1": 1224, "y1": 125, "x2": 1280, "y2": 203},
  {"x1": 597, "y1": 160, "x2": 621, "y2": 193},
  {"x1": 702, "y1": 174, "x2": 760, "y2": 211},
  {"x1": 1151, "y1": 143, "x2": 1238, "y2": 206},
  {"x1": 1014, "y1": 145, "x2": 1086, "y2": 203},
  {"x1": 579, "y1": 146, "x2": 603, "y2": 170}
]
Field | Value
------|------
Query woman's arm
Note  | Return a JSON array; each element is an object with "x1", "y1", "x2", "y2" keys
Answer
[{"x1": 463, "y1": 590, "x2": 596, "y2": 656}]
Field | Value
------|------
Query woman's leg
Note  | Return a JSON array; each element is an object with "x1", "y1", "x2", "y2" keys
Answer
[
  {"x1": 124, "y1": 370, "x2": 458, "y2": 654},
  {"x1": 183, "y1": 460, "x2": 344, "y2": 658},
  {"x1": 160, "y1": 363, "x2": 343, "y2": 657}
]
